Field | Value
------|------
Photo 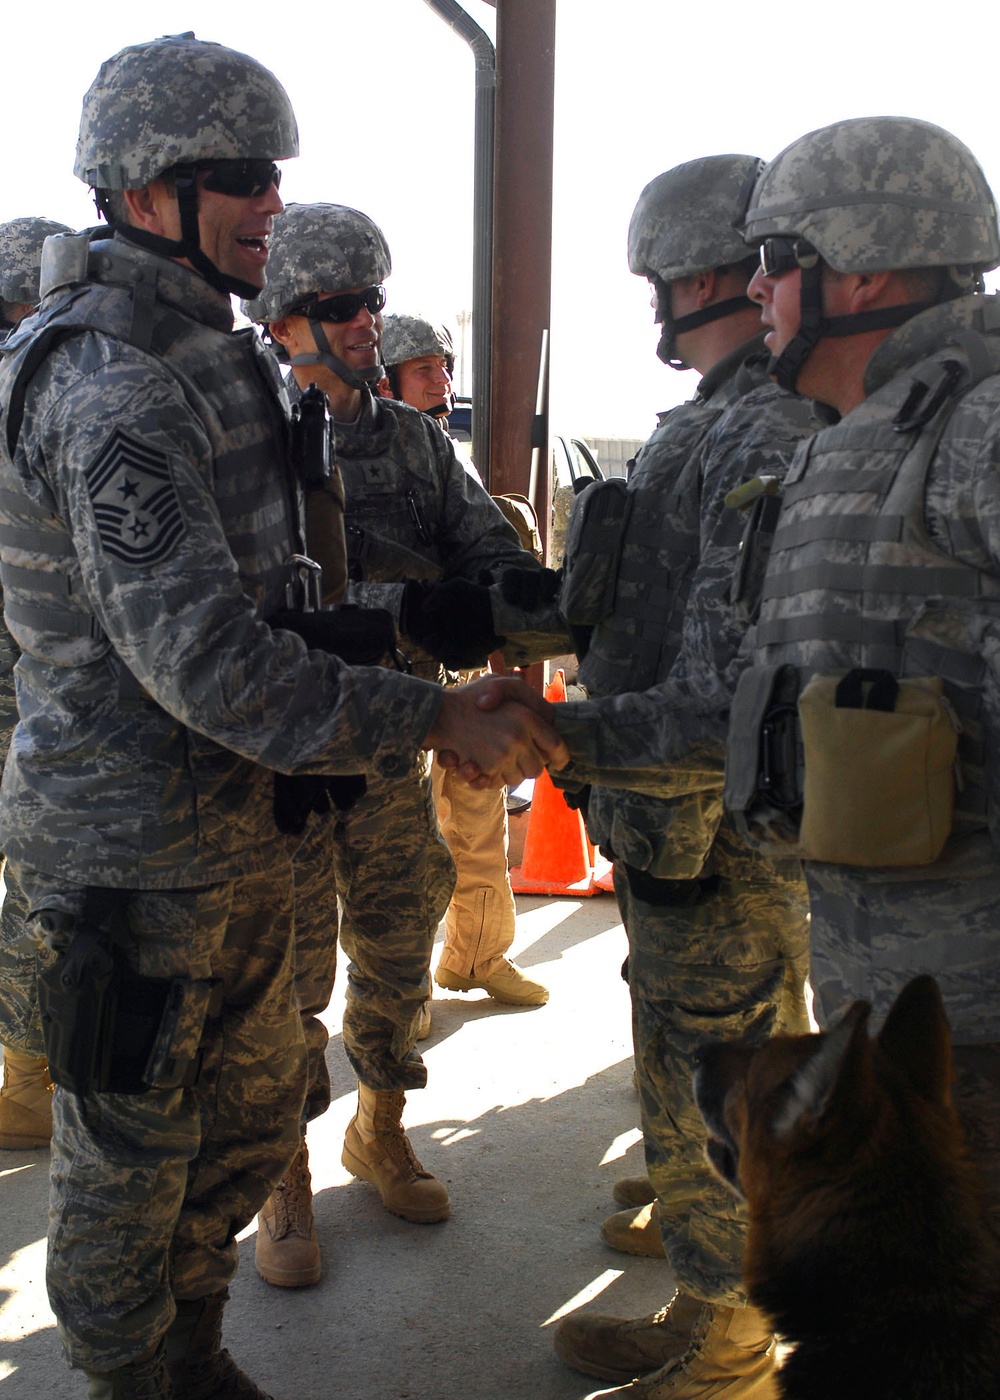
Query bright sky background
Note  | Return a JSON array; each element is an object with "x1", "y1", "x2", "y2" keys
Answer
[{"x1": 5, "y1": 0, "x2": 1000, "y2": 443}]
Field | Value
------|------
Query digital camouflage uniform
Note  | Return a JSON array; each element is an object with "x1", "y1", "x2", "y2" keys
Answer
[
  {"x1": 292, "y1": 384, "x2": 535, "y2": 1103},
  {"x1": 245, "y1": 207, "x2": 548, "y2": 1116},
  {"x1": 0, "y1": 231, "x2": 443, "y2": 1369},
  {"x1": 0, "y1": 217, "x2": 71, "y2": 1061},
  {"x1": 729, "y1": 117, "x2": 1000, "y2": 1243},
  {"x1": 555, "y1": 347, "x2": 816, "y2": 1304},
  {"x1": 736, "y1": 298, "x2": 1000, "y2": 1227}
]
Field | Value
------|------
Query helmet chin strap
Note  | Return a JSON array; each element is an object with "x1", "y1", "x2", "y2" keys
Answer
[
  {"x1": 768, "y1": 260, "x2": 936, "y2": 392},
  {"x1": 113, "y1": 164, "x2": 262, "y2": 302},
  {"x1": 656, "y1": 294, "x2": 753, "y2": 371},
  {"x1": 290, "y1": 318, "x2": 385, "y2": 391}
]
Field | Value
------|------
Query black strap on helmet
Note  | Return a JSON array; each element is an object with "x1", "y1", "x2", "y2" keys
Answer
[
  {"x1": 654, "y1": 270, "x2": 755, "y2": 370},
  {"x1": 109, "y1": 163, "x2": 262, "y2": 302},
  {"x1": 768, "y1": 257, "x2": 936, "y2": 392},
  {"x1": 290, "y1": 317, "x2": 385, "y2": 391}
]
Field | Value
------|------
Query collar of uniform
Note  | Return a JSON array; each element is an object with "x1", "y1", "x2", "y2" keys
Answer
[
  {"x1": 862, "y1": 294, "x2": 993, "y2": 398},
  {"x1": 333, "y1": 387, "x2": 401, "y2": 459},
  {"x1": 108, "y1": 232, "x2": 235, "y2": 334},
  {"x1": 696, "y1": 330, "x2": 768, "y2": 402}
]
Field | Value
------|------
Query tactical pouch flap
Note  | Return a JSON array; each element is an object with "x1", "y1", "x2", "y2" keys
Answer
[
  {"x1": 725, "y1": 663, "x2": 801, "y2": 815},
  {"x1": 560, "y1": 477, "x2": 631, "y2": 626},
  {"x1": 798, "y1": 669, "x2": 958, "y2": 866}
]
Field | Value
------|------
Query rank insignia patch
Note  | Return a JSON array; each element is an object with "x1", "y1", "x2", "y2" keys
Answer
[{"x1": 85, "y1": 428, "x2": 186, "y2": 567}]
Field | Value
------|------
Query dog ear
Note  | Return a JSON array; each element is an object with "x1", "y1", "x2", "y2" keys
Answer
[
  {"x1": 877, "y1": 975, "x2": 953, "y2": 1106},
  {"x1": 773, "y1": 1001, "x2": 870, "y2": 1139}
]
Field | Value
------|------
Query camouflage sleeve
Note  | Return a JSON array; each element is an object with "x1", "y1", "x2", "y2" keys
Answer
[
  {"x1": 551, "y1": 386, "x2": 818, "y2": 795},
  {"x1": 37, "y1": 342, "x2": 441, "y2": 778},
  {"x1": 433, "y1": 426, "x2": 539, "y2": 582},
  {"x1": 0, "y1": 611, "x2": 20, "y2": 758},
  {"x1": 928, "y1": 381, "x2": 1000, "y2": 570}
]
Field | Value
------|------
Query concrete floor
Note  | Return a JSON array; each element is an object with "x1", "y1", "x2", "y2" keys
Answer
[{"x1": 0, "y1": 890, "x2": 680, "y2": 1400}]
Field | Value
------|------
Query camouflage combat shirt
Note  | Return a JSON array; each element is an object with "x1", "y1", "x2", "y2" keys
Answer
[{"x1": 0, "y1": 235, "x2": 441, "y2": 889}]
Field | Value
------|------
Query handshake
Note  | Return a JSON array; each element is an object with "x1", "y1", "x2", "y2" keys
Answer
[{"x1": 425, "y1": 674, "x2": 570, "y2": 787}]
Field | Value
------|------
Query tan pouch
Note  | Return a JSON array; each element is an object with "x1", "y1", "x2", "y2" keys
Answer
[
  {"x1": 492, "y1": 492, "x2": 543, "y2": 560},
  {"x1": 798, "y1": 670, "x2": 958, "y2": 866}
]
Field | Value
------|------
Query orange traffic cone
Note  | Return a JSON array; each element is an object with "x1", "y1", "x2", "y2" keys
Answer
[{"x1": 509, "y1": 670, "x2": 613, "y2": 897}]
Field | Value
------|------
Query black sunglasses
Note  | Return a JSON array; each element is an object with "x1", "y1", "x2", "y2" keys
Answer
[
  {"x1": 758, "y1": 236, "x2": 820, "y2": 277},
  {"x1": 198, "y1": 159, "x2": 282, "y2": 199},
  {"x1": 298, "y1": 286, "x2": 387, "y2": 323}
]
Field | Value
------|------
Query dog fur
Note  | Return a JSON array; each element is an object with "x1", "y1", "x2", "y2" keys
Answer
[{"x1": 693, "y1": 975, "x2": 1000, "y2": 1398}]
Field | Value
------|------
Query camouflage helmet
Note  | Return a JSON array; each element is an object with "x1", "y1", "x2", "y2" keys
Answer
[
  {"x1": 628, "y1": 155, "x2": 763, "y2": 369},
  {"x1": 742, "y1": 117, "x2": 1000, "y2": 274},
  {"x1": 244, "y1": 203, "x2": 391, "y2": 324},
  {"x1": 0, "y1": 217, "x2": 74, "y2": 304},
  {"x1": 628, "y1": 155, "x2": 764, "y2": 283},
  {"x1": 380, "y1": 313, "x2": 455, "y2": 369},
  {"x1": 75, "y1": 33, "x2": 299, "y2": 190}
]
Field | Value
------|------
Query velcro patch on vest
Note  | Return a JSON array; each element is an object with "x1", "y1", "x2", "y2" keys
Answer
[{"x1": 85, "y1": 428, "x2": 186, "y2": 568}]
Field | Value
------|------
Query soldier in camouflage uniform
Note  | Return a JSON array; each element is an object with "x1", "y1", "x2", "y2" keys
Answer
[
  {"x1": 0, "y1": 37, "x2": 564, "y2": 1400},
  {"x1": 0, "y1": 217, "x2": 71, "y2": 1151},
  {"x1": 377, "y1": 312, "x2": 548, "y2": 1023},
  {"x1": 534, "y1": 159, "x2": 818, "y2": 1399},
  {"x1": 728, "y1": 116, "x2": 1000, "y2": 1237},
  {"x1": 244, "y1": 206, "x2": 553, "y2": 1289}
]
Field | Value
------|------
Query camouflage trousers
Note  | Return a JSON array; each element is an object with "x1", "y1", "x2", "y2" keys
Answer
[
  {"x1": 0, "y1": 858, "x2": 40, "y2": 1055},
  {"x1": 431, "y1": 754, "x2": 516, "y2": 979},
  {"x1": 13, "y1": 859, "x2": 306, "y2": 1372},
  {"x1": 803, "y1": 836, "x2": 1000, "y2": 1046},
  {"x1": 618, "y1": 816, "x2": 810, "y2": 1305},
  {"x1": 0, "y1": 641, "x2": 37, "y2": 1056},
  {"x1": 804, "y1": 850, "x2": 1000, "y2": 1249},
  {"x1": 292, "y1": 756, "x2": 455, "y2": 1116}
]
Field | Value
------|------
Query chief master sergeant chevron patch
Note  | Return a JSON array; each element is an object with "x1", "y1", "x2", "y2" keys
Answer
[{"x1": 84, "y1": 427, "x2": 186, "y2": 566}]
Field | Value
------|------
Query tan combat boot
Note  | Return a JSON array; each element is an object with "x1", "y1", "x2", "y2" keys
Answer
[
  {"x1": 415, "y1": 998, "x2": 433, "y2": 1041},
  {"x1": 255, "y1": 1141, "x2": 321, "y2": 1287},
  {"x1": 166, "y1": 1290, "x2": 274, "y2": 1399},
  {"x1": 554, "y1": 1293, "x2": 709, "y2": 1384},
  {"x1": 341, "y1": 1085, "x2": 450, "y2": 1223},
  {"x1": 436, "y1": 956, "x2": 549, "y2": 1006},
  {"x1": 601, "y1": 1201, "x2": 666, "y2": 1258},
  {"x1": 613, "y1": 1175, "x2": 656, "y2": 1208},
  {"x1": 585, "y1": 1301, "x2": 778, "y2": 1398},
  {"x1": 0, "y1": 1048, "x2": 53, "y2": 1149}
]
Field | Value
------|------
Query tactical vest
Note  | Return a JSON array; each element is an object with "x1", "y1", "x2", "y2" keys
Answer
[
  {"x1": 334, "y1": 392, "x2": 445, "y2": 588},
  {"x1": 727, "y1": 327, "x2": 1000, "y2": 862},
  {"x1": 1, "y1": 236, "x2": 299, "y2": 649},
  {"x1": 0, "y1": 233, "x2": 305, "y2": 885},
  {"x1": 573, "y1": 353, "x2": 768, "y2": 878}
]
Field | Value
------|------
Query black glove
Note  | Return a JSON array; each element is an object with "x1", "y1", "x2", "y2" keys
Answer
[
  {"x1": 268, "y1": 605, "x2": 389, "y2": 834},
  {"x1": 559, "y1": 782, "x2": 591, "y2": 818},
  {"x1": 270, "y1": 605, "x2": 396, "y2": 667},
  {"x1": 273, "y1": 771, "x2": 367, "y2": 836},
  {"x1": 501, "y1": 565, "x2": 562, "y2": 609},
  {"x1": 401, "y1": 577, "x2": 504, "y2": 669}
]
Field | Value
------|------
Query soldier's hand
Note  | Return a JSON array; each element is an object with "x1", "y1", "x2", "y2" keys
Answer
[{"x1": 425, "y1": 676, "x2": 569, "y2": 787}]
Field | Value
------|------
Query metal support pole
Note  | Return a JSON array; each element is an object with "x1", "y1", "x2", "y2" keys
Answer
[
  {"x1": 422, "y1": 0, "x2": 496, "y2": 480},
  {"x1": 490, "y1": 0, "x2": 556, "y2": 555}
]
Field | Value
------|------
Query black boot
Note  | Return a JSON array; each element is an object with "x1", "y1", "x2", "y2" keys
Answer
[
  {"x1": 165, "y1": 1290, "x2": 274, "y2": 1400},
  {"x1": 85, "y1": 1345, "x2": 172, "y2": 1398}
]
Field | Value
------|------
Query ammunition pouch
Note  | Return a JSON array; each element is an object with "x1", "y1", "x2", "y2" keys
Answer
[
  {"x1": 726, "y1": 664, "x2": 959, "y2": 866},
  {"x1": 37, "y1": 902, "x2": 218, "y2": 1095},
  {"x1": 560, "y1": 477, "x2": 632, "y2": 627}
]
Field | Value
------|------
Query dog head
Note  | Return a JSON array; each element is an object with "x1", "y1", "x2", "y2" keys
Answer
[{"x1": 692, "y1": 974, "x2": 956, "y2": 1213}]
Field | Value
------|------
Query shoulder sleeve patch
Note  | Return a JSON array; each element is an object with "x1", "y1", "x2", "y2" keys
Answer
[{"x1": 84, "y1": 427, "x2": 186, "y2": 567}]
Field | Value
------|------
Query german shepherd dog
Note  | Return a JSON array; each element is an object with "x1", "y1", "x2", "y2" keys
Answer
[{"x1": 693, "y1": 976, "x2": 1000, "y2": 1398}]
